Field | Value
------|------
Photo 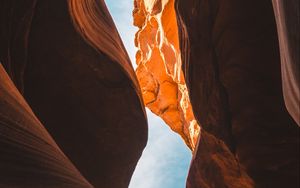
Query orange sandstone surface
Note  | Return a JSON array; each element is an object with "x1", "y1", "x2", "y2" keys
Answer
[{"x1": 133, "y1": 0, "x2": 200, "y2": 150}]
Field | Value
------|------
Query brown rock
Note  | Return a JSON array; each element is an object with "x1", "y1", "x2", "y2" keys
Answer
[
  {"x1": 1, "y1": 0, "x2": 299, "y2": 187},
  {"x1": 0, "y1": 1, "x2": 148, "y2": 187},
  {"x1": 188, "y1": 131, "x2": 254, "y2": 188},
  {"x1": 0, "y1": 64, "x2": 92, "y2": 188},
  {"x1": 176, "y1": 0, "x2": 299, "y2": 187},
  {"x1": 272, "y1": 0, "x2": 300, "y2": 126}
]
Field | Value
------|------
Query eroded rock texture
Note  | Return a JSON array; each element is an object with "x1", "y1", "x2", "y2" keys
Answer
[
  {"x1": 0, "y1": 0, "x2": 147, "y2": 187},
  {"x1": 133, "y1": 0, "x2": 200, "y2": 150},
  {"x1": 175, "y1": 0, "x2": 299, "y2": 187}
]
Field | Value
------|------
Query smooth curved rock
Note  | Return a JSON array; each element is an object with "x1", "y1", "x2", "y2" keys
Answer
[
  {"x1": 175, "y1": 0, "x2": 299, "y2": 187},
  {"x1": 187, "y1": 131, "x2": 254, "y2": 188},
  {"x1": 1, "y1": 0, "x2": 148, "y2": 187},
  {"x1": 0, "y1": 0, "x2": 37, "y2": 93},
  {"x1": 272, "y1": 0, "x2": 300, "y2": 126},
  {"x1": 0, "y1": 64, "x2": 92, "y2": 188},
  {"x1": 1, "y1": 0, "x2": 299, "y2": 187}
]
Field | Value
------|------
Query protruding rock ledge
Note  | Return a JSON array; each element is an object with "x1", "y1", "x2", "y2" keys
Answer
[{"x1": 133, "y1": 0, "x2": 200, "y2": 150}]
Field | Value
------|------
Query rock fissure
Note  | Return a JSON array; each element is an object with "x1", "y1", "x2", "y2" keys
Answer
[{"x1": 134, "y1": 0, "x2": 200, "y2": 151}]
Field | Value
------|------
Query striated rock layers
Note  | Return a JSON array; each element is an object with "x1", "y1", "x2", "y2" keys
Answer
[
  {"x1": 0, "y1": 0, "x2": 299, "y2": 187},
  {"x1": 133, "y1": 0, "x2": 200, "y2": 150},
  {"x1": 0, "y1": 0, "x2": 147, "y2": 187},
  {"x1": 175, "y1": 0, "x2": 299, "y2": 187},
  {"x1": 0, "y1": 64, "x2": 92, "y2": 188},
  {"x1": 272, "y1": 0, "x2": 300, "y2": 126}
]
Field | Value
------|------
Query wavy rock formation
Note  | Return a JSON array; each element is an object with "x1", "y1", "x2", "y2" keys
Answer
[
  {"x1": 133, "y1": 0, "x2": 200, "y2": 150},
  {"x1": 0, "y1": 64, "x2": 92, "y2": 187},
  {"x1": 272, "y1": 0, "x2": 300, "y2": 126},
  {"x1": 1, "y1": 0, "x2": 299, "y2": 187},
  {"x1": 0, "y1": 0, "x2": 147, "y2": 187},
  {"x1": 175, "y1": 0, "x2": 299, "y2": 187}
]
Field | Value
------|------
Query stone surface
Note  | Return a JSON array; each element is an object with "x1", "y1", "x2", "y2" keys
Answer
[
  {"x1": 175, "y1": 0, "x2": 299, "y2": 187},
  {"x1": 0, "y1": 1, "x2": 147, "y2": 187},
  {"x1": 133, "y1": 0, "x2": 200, "y2": 150},
  {"x1": 272, "y1": 0, "x2": 300, "y2": 126},
  {"x1": 187, "y1": 131, "x2": 254, "y2": 188},
  {"x1": 0, "y1": 64, "x2": 92, "y2": 188},
  {"x1": 1, "y1": 0, "x2": 299, "y2": 187}
]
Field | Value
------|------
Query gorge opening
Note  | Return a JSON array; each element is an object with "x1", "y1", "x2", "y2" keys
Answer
[{"x1": 105, "y1": 1, "x2": 197, "y2": 187}]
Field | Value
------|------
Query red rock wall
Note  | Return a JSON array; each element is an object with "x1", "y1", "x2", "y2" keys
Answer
[
  {"x1": 175, "y1": 0, "x2": 299, "y2": 187},
  {"x1": 133, "y1": 0, "x2": 299, "y2": 187},
  {"x1": 0, "y1": 64, "x2": 92, "y2": 187},
  {"x1": 0, "y1": 0, "x2": 298, "y2": 187},
  {"x1": 0, "y1": 0, "x2": 148, "y2": 187},
  {"x1": 272, "y1": 0, "x2": 300, "y2": 126}
]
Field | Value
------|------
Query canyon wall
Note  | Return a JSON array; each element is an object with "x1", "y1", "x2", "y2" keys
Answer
[
  {"x1": 133, "y1": 0, "x2": 200, "y2": 150},
  {"x1": 272, "y1": 0, "x2": 300, "y2": 126},
  {"x1": 175, "y1": 0, "x2": 299, "y2": 187},
  {"x1": 0, "y1": 64, "x2": 92, "y2": 187},
  {"x1": 0, "y1": 0, "x2": 147, "y2": 187},
  {"x1": 0, "y1": 0, "x2": 299, "y2": 187},
  {"x1": 134, "y1": 0, "x2": 299, "y2": 187}
]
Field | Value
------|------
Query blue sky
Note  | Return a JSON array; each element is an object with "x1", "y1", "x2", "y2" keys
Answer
[{"x1": 105, "y1": 1, "x2": 192, "y2": 188}]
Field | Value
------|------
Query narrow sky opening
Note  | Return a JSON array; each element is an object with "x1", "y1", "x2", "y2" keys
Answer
[{"x1": 105, "y1": 1, "x2": 192, "y2": 187}]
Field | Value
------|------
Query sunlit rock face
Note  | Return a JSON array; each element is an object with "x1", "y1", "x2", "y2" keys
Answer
[{"x1": 133, "y1": 0, "x2": 200, "y2": 150}]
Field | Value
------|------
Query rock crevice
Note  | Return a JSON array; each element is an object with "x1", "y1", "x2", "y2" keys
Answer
[{"x1": 133, "y1": 0, "x2": 200, "y2": 150}]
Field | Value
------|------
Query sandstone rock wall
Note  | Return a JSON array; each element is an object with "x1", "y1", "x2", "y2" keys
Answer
[
  {"x1": 175, "y1": 0, "x2": 299, "y2": 187},
  {"x1": 0, "y1": 0, "x2": 299, "y2": 187},
  {"x1": 272, "y1": 0, "x2": 300, "y2": 126},
  {"x1": 0, "y1": 1, "x2": 147, "y2": 187},
  {"x1": 133, "y1": 0, "x2": 200, "y2": 150},
  {"x1": 0, "y1": 64, "x2": 92, "y2": 187}
]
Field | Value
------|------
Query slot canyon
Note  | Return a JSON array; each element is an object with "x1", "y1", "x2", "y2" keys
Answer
[{"x1": 0, "y1": 0, "x2": 299, "y2": 188}]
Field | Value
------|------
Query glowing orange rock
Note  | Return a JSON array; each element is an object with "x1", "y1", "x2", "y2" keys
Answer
[{"x1": 133, "y1": 0, "x2": 200, "y2": 150}]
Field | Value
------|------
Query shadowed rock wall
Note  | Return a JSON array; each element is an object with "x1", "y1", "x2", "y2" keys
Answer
[
  {"x1": 0, "y1": 64, "x2": 92, "y2": 187},
  {"x1": 0, "y1": 0, "x2": 298, "y2": 187},
  {"x1": 175, "y1": 0, "x2": 299, "y2": 187},
  {"x1": 0, "y1": 0, "x2": 147, "y2": 187},
  {"x1": 272, "y1": 0, "x2": 300, "y2": 126}
]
